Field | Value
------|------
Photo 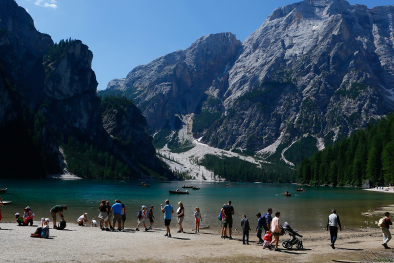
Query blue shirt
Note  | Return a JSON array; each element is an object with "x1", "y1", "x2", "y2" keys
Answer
[
  {"x1": 163, "y1": 204, "x2": 173, "y2": 219},
  {"x1": 263, "y1": 212, "x2": 272, "y2": 228},
  {"x1": 112, "y1": 203, "x2": 122, "y2": 215},
  {"x1": 257, "y1": 216, "x2": 264, "y2": 230}
]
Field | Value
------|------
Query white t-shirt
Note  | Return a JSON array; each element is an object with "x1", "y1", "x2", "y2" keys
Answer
[
  {"x1": 195, "y1": 211, "x2": 201, "y2": 220},
  {"x1": 78, "y1": 215, "x2": 85, "y2": 222},
  {"x1": 92, "y1": 220, "x2": 97, "y2": 224}
]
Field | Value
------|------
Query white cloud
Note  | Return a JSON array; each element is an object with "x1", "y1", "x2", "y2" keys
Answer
[{"x1": 35, "y1": 0, "x2": 57, "y2": 9}]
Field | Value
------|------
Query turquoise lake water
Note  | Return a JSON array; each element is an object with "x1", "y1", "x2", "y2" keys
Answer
[{"x1": 0, "y1": 179, "x2": 392, "y2": 231}]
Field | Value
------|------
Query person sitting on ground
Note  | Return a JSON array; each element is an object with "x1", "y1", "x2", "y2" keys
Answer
[
  {"x1": 14, "y1": 213, "x2": 24, "y2": 226},
  {"x1": 177, "y1": 201, "x2": 185, "y2": 233},
  {"x1": 263, "y1": 230, "x2": 272, "y2": 249},
  {"x1": 41, "y1": 218, "x2": 50, "y2": 238},
  {"x1": 50, "y1": 205, "x2": 67, "y2": 229},
  {"x1": 91, "y1": 218, "x2": 97, "y2": 227},
  {"x1": 136, "y1": 205, "x2": 148, "y2": 231},
  {"x1": 77, "y1": 213, "x2": 88, "y2": 226},
  {"x1": 147, "y1": 205, "x2": 155, "y2": 230},
  {"x1": 241, "y1": 214, "x2": 251, "y2": 245},
  {"x1": 23, "y1": 206, "x2": 34, "y2": 226}
]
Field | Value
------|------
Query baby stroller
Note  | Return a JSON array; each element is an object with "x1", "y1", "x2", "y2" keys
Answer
[{"x1": 282, "y1": 222, "x2": 303, "y2": 250}]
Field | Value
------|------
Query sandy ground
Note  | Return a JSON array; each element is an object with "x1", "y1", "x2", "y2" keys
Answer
[
  {"x1": 1, "y1": 222, "x2": 393, "y2": 262},
  {"x1": 364, "y1": 187, "x2": 394, "y2": 194}
]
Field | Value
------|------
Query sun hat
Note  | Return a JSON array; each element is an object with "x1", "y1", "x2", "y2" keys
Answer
[
  {"x1": 41, "y1": 218, "x2": 45, "y2": 222},
  {"x1": 142, "y1": 205, "x2": 146, "y2": 208},
  {"x1": 45, "y1": 218, "x2": 50, "y2": 222},
  {"x1": 25, "y1": 206, "x2": 31, "y2": 210},
  {"x1": 15, "y1": 212, "x2": 20, "y2": 216}
]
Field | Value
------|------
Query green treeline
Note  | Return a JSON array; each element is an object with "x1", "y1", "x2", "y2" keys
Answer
[
  {"x1": 60, "y1": 137, "x2": 137, "y2": 179},
  {"x1": 43, "y1": 38, "x2": 77, "y2": 62},
  {"x1": 297, "y1": 113, "x2": 394, "y2": 186},
  {"x1": 200, "y1": 154, "x2": 295, "y2": 183}
]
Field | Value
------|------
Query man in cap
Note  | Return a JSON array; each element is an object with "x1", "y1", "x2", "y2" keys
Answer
[
  {"x1": 161, "y1": 199, "x2": 174, "y2": 237},
  {"x1": 50, "y1": 205, "x2": 67, "y2": 229},
  {"x1": 326, "y1": 209, "x2": 342, "y2": 249}
]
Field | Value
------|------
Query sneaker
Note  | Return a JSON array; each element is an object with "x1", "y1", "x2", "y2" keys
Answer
[
  {"x1": 275, "y1": 248, "x2": 279, "y2": 251},
  {"x1": 110, "y1": 226, "x2": 114, "y2": 230},
  {"x1": 243, "y1": 242, "x2": 246, "y2": 245},
  {"x1": 181, "y1": 228, "x2": 184, "y2": 232},
  {"x1": 145, "y1": 228, "x2": 148, "y2": 231},
  {"x1": 383, "y1": 243, "x2": 389, "y2": 249},
  {"x1": 168, "y1": 234, "x2": 172, "y2": 238},
  {"x1": 330, "y1": 243, "x2": 335, "y2": 249},
  {"x1": 149, "y1": 226, "x2": 152, "y2": 230},
  {"x1": 164, "y1": 233, "x2": 168, "y2": 237},
  {"x1": 53, "y1": 226, "x2": 57, "y2": 229},
  {"x1": 195, "y1": 230, "x2": 197, "y2": 233},
  {"x1": 135, "y1": 228, "x2": 139, "y2": 231},
  {"x1": 101, "y1": 227, "x2": 105, "y2": 231},
  {"x1": 118, "y1": 228, "x2": 122, "y2": 231},
  {"x1": 221, "y1": 236, "x2": 224, "y2": 239},
  {"x1": 198, "y1": 229, "x2": 199, "y2": 232},
  {"x1": 229, "y1": 236, "x2": 233, "y2": 240},
  {"x1": 106, "y1": 228, "x2": 110, "y2": 231}
]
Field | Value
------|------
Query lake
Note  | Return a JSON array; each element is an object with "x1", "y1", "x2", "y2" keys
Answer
[{"x1": 0, "y1": 179, "x2": 391, "y2": 231}]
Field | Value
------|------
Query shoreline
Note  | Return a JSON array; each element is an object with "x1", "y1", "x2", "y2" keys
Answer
[
  {"x1": 363, "y1": 187, "x2": 394, "y2": 194},
  {"x1": 0, "y1": 222, "x2": 392, "y2": 262}
]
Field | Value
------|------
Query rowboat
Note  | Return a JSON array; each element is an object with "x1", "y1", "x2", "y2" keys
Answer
[
  {"x1": 192, "y1": 187, "x2": 200, "y2": 190},
  {"x1": 169, "y1": 190, "x2": 189, "y2": 194},
  {"x1": 294, "y1": 188, "x2": 306, "y2": 192},
  {"x1": 137, "y1": 182, "x2": 151, "y2": 187},
  {"x1": 1, "y1": 201, "x2": 12, "y2": 205},
  {"x1": 182, "y1": 185, "x2": 194, "y2": 188},
  {"x1": 284, "y1": 191, "x2": 292, "y2": 196},
  {"x1": 0, "y1": 188, "x2": 7, "y2": 193}
]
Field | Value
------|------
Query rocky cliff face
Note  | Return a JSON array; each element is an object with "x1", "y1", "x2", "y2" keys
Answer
[
  {"x1": 105, "y1": 0, "x2": 394, "y2": 163},
  {"x1": 0, "y1": 0, "x2": 167, "y2": 178}
]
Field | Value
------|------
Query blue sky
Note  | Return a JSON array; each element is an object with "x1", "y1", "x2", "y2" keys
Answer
[{"x1": 15, "y1": 0, "x2": 393, "y2": 90}]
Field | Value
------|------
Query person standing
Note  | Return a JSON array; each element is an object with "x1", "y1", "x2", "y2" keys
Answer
[
  {"x1": 241, "y1": 214, "x2": 251, "y2": 245},
  {"x1": 177, "y1": 201, "x2": 185, "y2": 233},
  {"x1": 98, "y1": 200, "x2": 109, "y2": 231},
  {"x1": 147, "y1": 205, "x2": 155, "y2": 230},
  {"x1": 222, "y1": 201, "x2": 235, "y2": 239},
  {"x1": 106, "y1": 201, "x2": 114, "y2": 230},
  {"x1": 136, "y1": 205, "x2": 148, "y2": 231},
  {"x1": 195, "y1": 207, "x2": 202, "y2": 233},
  {"x1": 0, "y1": 197, "x2": 3, "y2": 229},
  {"x1": 256, "y1": 213, "x2": 264, "y2": 244},
  {"x1": 121, "y1": 202, "x2": 126, "y2": 230},
  {"x1": 161, "y1": 199, "x2": 174, "y2": 237},
  {"x1": 381, "y1": 212, "x2": 393, "y2": 249},
  {"x1": 326, "y1": 209, "x2": 342, "y2": 249},
  {"x1": 263, "y1": 208, "x2": 273, "y2": 232},
  {"x1": 220, "y1": 207, "x2": 225, "y2": 239},
  {"x1": 270, "y1": 211, "x2": 281, "y2": 251},
  {"x1": 111, "y1": 200, "x2": 123, "y2": 231},
  {"x1": 50, "y1": 205, "x2": 67, "y2": 229}
]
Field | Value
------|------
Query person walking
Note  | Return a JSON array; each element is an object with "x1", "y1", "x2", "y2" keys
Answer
[
  {"x1": 50, "y1": 205, "x2": 67, "y2": 229},
  {"x1": 177, "y1": 201, "x2": 185, "y2": 233},
  {"x1": 136, "y1": 205, "x2": 148, "y2": 231},
  {"x1": 161, "y1": 199, "x2": 174, "y2": 237},
  {"x1": 241, "y1": 214, "x2": 251, "y2": 245},
  {"x1": 326, "y1": 209, "x2": 342, "y2": 249},
  {"x1": 98, "y1": 200, "x2": 109, "y2": 230},
  {"x1": 111, "y1": 200, "x2": 123, "y2": 231},
  {"x1": 222, "y1": 201, "x2": 235, "y2": 239},
  {"x1": 270, "y1": 211, "x2": 281, "y2": 251},
  {"x1": 381, "y1": 212, "x2": 393, "y2": 249},
  {"x1": 263, "y1": 208, "x2": 273, "y2": 232},
  {"x1": 147, "y1": 205, "x2": 155, "y2": 230},
  {"x1": 256, "y1": 213, "x2": 264, "y2": 244}
]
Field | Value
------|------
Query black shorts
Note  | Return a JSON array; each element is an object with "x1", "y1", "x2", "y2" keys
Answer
[
  {"x1": 149, "y1": 218, "x2": 154, "y2": 223},
  {"x1": 165, "y1": 219, "x2": 171, "y2": 226}
]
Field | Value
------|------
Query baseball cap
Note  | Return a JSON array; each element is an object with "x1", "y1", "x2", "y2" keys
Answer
[
  {"x1": 142, "y1": 205, "x2": 146, "y2": 208},
  {"x1": 150, "y1": 205, "x2": 154, "y2": 208}
]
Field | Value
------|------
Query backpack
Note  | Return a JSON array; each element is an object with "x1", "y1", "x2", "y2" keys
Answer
[
  {"x1": 218, "y1": 212, "x2": 222, "y2": 220},
  {"x1": 378, "y1": 217, "x2": 386, "y2": 228},
  {"x1": 137, "y1": 210, "x2": 143, "y2": 219},
  {"x1": 58, "y1": 220, "x2": 67, "y2": 230},
  {"x1": 146, "y1": 210, "x2": 151, "y2": 218}
]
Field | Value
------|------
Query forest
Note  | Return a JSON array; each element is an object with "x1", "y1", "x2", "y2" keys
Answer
[
  {"x1": 200, "y1": 154, "x2": 295, "y2": 183},
  {"x1": 297, "y1": 113, "x2": 394, "y2": 186}
]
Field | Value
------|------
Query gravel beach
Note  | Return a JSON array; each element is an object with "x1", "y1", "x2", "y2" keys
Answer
[{"x1": 1, "y1": 222, "x2": 393, "y2": 262}]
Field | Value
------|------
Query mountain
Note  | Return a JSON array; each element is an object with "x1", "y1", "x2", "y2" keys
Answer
[
  {"x1": 0, "y1": 0, "x2": 170, "y2": 179},
  {"x1": 102, "y1": 0, "x2": 394, "y2": 165}
]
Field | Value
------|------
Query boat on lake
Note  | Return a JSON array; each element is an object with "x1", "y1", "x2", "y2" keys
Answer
[
  {"x1": 192, "y1": 186, "x2": 200, "y2": 190},
  {"x1": 284, "y1": 191, "x2": 292, "y2": 196},
  {"x1": 182, "y1": 185, "x2": 194, "y2": 188},
  {"x1": 137, "y1": 182, "x2": 151, "y2": 187},
  {"x1": 169, "y1": 190, "x2": 189, "y2": 194},
  {"x1": 0, "y1": 188, "x2": 7, "y2": 193},
  {"x1": 1, "y1": 201, "x2": 12, "y2": 205},
  {"x1": 294, "y1": 188, "x2": 306, "y2": 192}
]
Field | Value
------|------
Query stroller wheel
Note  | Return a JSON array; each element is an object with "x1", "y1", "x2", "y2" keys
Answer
[
  {"x1": 296, "y1": 241, "x2": 303, "y2": 250},
  {"x1": 282, "y1": 241, "x2": 290, "y2": 249}
]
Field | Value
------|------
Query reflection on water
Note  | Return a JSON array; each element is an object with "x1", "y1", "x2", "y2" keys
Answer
[{"x1": 0, "y1": 179, "x2": 391, "y2": 231}]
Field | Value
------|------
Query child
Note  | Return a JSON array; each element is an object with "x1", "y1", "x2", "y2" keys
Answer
[
  {"x1": 220, "y1": 207, "x2": 225, "y2": 239},
  {"x1": 91, "y1": 218, "x2": 97, "y2": 227},
  {"x1": 263, "y1": 230, "x2": 273, "y2": 249},
  {"x1": 241, "y1": 214, "x2": 251, "y2": 245},
  {"x1": 147, "y1": 205, "x2": 155, "y2": 230},
  {"x1": 14, "y1": 213, "x2": 24, "y2": 226},
  {"x1": 41, "y1": 218, "x2": 50, "y2": 238},
  {"x1": 195, "y1": 207, "x2": 202, "y2": 233}
]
